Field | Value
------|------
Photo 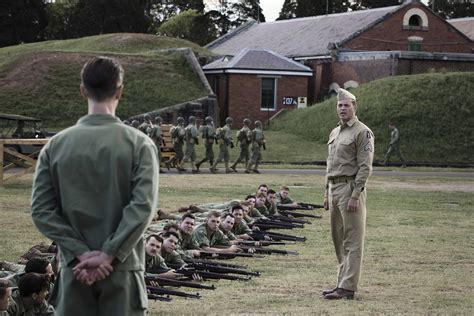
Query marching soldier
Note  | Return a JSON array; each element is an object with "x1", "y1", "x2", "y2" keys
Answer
[
  {"x1": 383, "y1": 121, "x2": 406, "y2": 167},
  {"x1": 182, "y1": 116, "x2": 199, "y2": 173},
  {"x1": 148, "y1": 116, "x2": 166, "y2": 173},
  {"x1": 167, "y1": 117, "x2": 186, "y2": 172},
  {"x1": 138, "y1": 114, "x2": 152, "y2": 134},
  {"x1": 230, "y1": 118, "x2": 252, "y2": 172},
  {"x1": 211, "y1": 117, "x2": 234, "y2": 174},
  {"x1": 196, "y1": 116, "x2": 216, "y2": 171},
  {"x1": 245, "y1": 120, "x2": 265, "y2": 174}
]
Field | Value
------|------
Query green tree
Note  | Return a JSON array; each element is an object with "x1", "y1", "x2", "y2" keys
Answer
[
  {"x1": 232, "y1": 0, "x2": 266, "y2": 25},
  {"x1": 350, "y1": 0, "x2": 400, "y2": 11},
  {"x1": 278, "y1": 0, "x2": 298, "y2": 20},
  {"x1": 0, "y1": 0, "x2": 48, "y2": 47},
  {"x1": 428, "y1": 0, "x2": 474, "y2": 19},
  {"x1": 277, "y1": 0, "x2": 348, "y2": 20}
]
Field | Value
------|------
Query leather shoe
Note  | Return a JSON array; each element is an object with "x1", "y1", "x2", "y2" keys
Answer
[
  {"x1": 323, "y1": 288, "x2": 354, "y2": 300},
  {"x1": 321, "y1": 287, "x2": 337, "y2": 296}
]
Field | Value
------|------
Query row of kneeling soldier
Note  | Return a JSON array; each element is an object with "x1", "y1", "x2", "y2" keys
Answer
[{"x1": 126, "y1": 115, "x2": 266, "y2": 174}]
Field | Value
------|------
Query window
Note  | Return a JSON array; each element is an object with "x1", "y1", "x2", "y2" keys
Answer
[
  {"x1": 408, "y1": 36, "x2": 423, "y2": 51},
  {"x1": 261, "y1": 78, "x2": 276, "y2": 110},
  {"x1": 408, "y1": 15, "x2": 421, "y2": 27},
  {"x1": 403, "y1": 8, "x2": 429, "y2": 31}
]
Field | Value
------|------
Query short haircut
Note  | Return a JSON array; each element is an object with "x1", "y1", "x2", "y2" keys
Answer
[
  {"x1": 0, "y1": 279, "x2": 11, "y2": 298},
  {"x1": 181, "y1": 213, "x2": 195, "y2": 222},
  {"x1": 162, "y1": 231, "x2": 179, "y2": 240},
  {"x1": 206, "y1": 210, "x2": 221, "y2": 219},
  {"x1": 256, "y1": 192, "x2": 267, "y2": 199},
  {"x1": 258, "y1": 184, "x2": 268, "y2": 190},
  {"x1": 81, "y1": 56, "x2": 124, "y2": 102},
  {"x1": 146, "y1": 234, "x2": 162, "y2": 243},
  {"x1": 245, "y1": 195, "x2": 256, "y2": 200},
  {"x1": 25, "y1": 258, "x2": 50, "y2": 274},
  {"x1": 240, "y1": 201, "x2": 251, "y2": 207},
  {"x1": 268, "y1": 189, "x2": 276, "y2": 195},
  {"x1": 18, "y1": 273, "x2": 49, "y2": 297},
  {"x1": 163, "y1": 222, "x2": 179, "y2": 232},
  {"x1": 221, "y1": 213, "x2": 234, "y2": 220},
  {"x1": 231, "y1": 205, "x2": 243, "y2": 213},
  {"x1": 280, "y1": 186, "x2": 289, "y2": 191}
]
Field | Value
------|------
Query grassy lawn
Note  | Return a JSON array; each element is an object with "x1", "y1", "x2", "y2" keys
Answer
[{"x1": 0, "y1": 171, "x2": 472, "y2": 314}]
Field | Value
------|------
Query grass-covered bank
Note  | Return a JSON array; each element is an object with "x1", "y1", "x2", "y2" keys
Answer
[
  {"x1": 1, "y1": 172, "x2": 472, "y2": 314},
  {"x1": 270, "y1": 72, "x2": 474, "y2": 164},
  {"x1": 0, "y1": 34, "x2": 212, "y2": 127}
]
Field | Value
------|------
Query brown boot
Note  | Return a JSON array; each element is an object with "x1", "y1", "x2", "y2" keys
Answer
[
  {"x1": 321, "y1": 287, "x2": 337, "y2": 296},
  {"x1": 323, "y1": 288, "x2": 354, "y2": 300}
]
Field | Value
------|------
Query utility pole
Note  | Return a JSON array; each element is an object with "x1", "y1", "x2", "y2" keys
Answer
[{"x1": 326, "y1": 0, "x2": 329, "y2": 15}]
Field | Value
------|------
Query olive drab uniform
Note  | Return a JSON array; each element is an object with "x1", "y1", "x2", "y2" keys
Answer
[
  {"x1": 384, "y1": 126, "x2": 405, "y2": 166},
  {"x1": 147, "y1": 123, "x2": 164, "y2": 168},
  {"x1": 196, "y1": 123, "x2": 216, "y2": 170},
  {"x1": 7, "y1": 289, "x2": 55, "y2": 316},
  {"x1": 145, "y1": 253, "x2": 170, "y2": 274},
  {"x1": 168, "y1": 123, "x2": 186, "y2": 170},
  {"x1": 325, "y1": 116, "x2": 374, "y2": 293},
  {"x1": 231, "y1": 125, "x2": 252, "y2": 172},
  {"x1": 31, "y1": 114, "x2": 159, "y2": 316},
  {"x1": 246, "y1": 126, "x2": 265, "y2": 173},
  {"x1": 192, "y1": 223, "x2": 231, "y2": 248},
  {"x1": 182, "y1": 122, "x2": 199, "y2": 172},
  {"x1": 211, "y1": 124, "x2": 233, "y2": 173}
]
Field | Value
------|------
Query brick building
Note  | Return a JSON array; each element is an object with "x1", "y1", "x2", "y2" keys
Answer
[
  {"x1": 205, "y1": 0, "x2": 474, "y2": 120},
  {"x1": 203, "y1": 49, "x2": 312, "y2": 126}
]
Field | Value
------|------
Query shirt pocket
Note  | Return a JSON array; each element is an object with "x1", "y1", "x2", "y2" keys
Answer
[{"x1": 337, "y1": 138, "x2": 356, "y2": 161}]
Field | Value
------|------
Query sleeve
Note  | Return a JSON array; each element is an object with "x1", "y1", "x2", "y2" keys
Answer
[
  {"x1": 31, "y1": 144, "x2": 90, "y2": 264},
  {"x1": 193, "y1": 229, "x2": 210, "y2": 248},
  {"x1": 101, "y1": 141, "x2": 159, "y2": 262},
  {"x1": 351, "y1": 128, "x2": 374, "y2": 199}
]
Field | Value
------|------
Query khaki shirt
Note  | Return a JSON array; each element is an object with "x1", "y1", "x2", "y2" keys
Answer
[
  {"x1": 237, "y1": 126, "x2": 252, "y2": 146},
  {"x1": 325, "y1": 116, "x2": 374, "y2": 199},
  {"x1": 178, "y1": 230, "x2": 200, "y2": 251},
  {"x1": 185, "y1": 124, "x2": 198, "y2": 145},
  {"x1": 31, "y1": 114, "x2": 159, "y2": 270},
  {"x1": 7, "y1": 289, "x2": 55, "y2": 316},
  {"x1": 192, "y1": 223, "x2": 230, "y2": 248}
]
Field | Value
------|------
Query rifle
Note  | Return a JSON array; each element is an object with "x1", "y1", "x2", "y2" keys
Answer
[
  {"x1": 254, "y1": 219, "x2": 304, "y2": 230},
  {"x1": 236, "y1": 240, "x2": 291, "y2": 247},
  {"x1": 278, "y1": 210, "x2": 322, "y2": 219},
  {"x1": 145, "y1": 275, "x2": 216, "y2": 290},
  {"x1": 184, "y1": 262, "x2": 260, "y2": 277},
  {"x1": 250, "y1": 231, "x2": 306, "y2": 243},
  {"x1": 269, "y1": 215, "x2": 310, "y2": 224},
  {"x1": 147, "y1": 286, "x2": 201, "y2": 299},
  {"x1": 299, "y1": 202, "x2": 324, "y2": 209},
  {"x1": 148, "y1": 293, "x2": 172, "y2": 302},
  {"x1": 176, "y1": 267, "x2": 252, "y2": 281},
  {"x1": 185, "y1": 259, "x2": 248, "y2": 269},
  {"x1": 199, "y1": 251, "x2": 263, "y2": 260},
  {"x1": 238, "y1": 245, "x2": 298, "y2": 256}
]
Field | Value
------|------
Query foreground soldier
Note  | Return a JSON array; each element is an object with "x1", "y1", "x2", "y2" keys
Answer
[
  {"x1": 7, "y1": 273, "x2": 54, "y2": 316},
  {"x1": 182, "y1": 116, "x2": 199, "y2": 173},
  {"x1": 211, "y1": 117, "x2": 234, "y2": 174},
  {"x1": 230, "y1": 118, "x2": 252, "y2": 172},
  {"x1": 322, "y1": 88, "x2": 374, "y2": 300},
  {"x1": 196, "y1": 116, "x2": 216, "y2": 171},
  {"x1": 31, "y1": 56, "x2": 159, "y2": 315},
  {"x1": 192, "y1": 211, "x2": 240, "y2": 253},
  {"x1": 145, "y1": 235, "x2": 177, "y2": 278},
  {"x1": 245, "y1": 120, "x2": 265, "y2": 174}
]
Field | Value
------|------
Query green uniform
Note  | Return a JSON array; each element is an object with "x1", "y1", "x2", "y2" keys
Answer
[
  {"x1": 248, "y1": 207, "x2": 264, "y2": 219},
  {"x1": 145, "y1": 254, "x2": 170, "y2": 274},
  {"x1": 196, "y1": 123, "x2": 216, "y2": 169},
  {"x1": 169, "y1": 124, "x2": 185, "y2": 167},
  {"x1": 231, "y1": 126, "x2": 251, "y2": 170},
  {"x1": 183, "y1": 123, "x2": 198, "y2": 170},
  {"x1": 232, "y1": 220, "x2": 252, "y2": 236},
  {"x1": 148, "y1": 123, "x2": 164, "y2": 165},
  {"x1": 31, "y1": 114, "x2": 159, "y2": 315},
  {"x1": 256, "y1": 205, "x2": 270, "y2": 217},
  {"x1": 211, "y1": 125, "x2": 233, "y2": 172},
  {"x1": 192, "y1": 223, "x2": 231, "y2": 248},
  {"x1": 325, "y1": 116, "x2": 374, "y2": 292},
  {"x1": 7, "y1": 289, "x2": 55, "y2": 316},
  {"x1": 160, "y1": 249, "x2": 186, "y2": 268},
  {"x1": 265, "y1": 200, "x2": 277, "y2": 216},
  {"x1": 276, "y1": 192, "x2": 294, "y2": 205},
  {"x1": 220, "y1": 227, "x2": 237, "y2": 241},
  {"x1": 384, "y1": 127, "x2": 405, "y2": 165},
  {"x1": 246, "y1": 127, "x2": 265, "y2": 172}
]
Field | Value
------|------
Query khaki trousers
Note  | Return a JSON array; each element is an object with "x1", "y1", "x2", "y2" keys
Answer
[{"x1": 329, "y1": 180, "x2": 366, "y2": 292}]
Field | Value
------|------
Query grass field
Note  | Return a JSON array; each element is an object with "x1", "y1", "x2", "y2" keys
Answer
[{"x1": 0, "y1": 170, "x2": 472, "y2": 314}]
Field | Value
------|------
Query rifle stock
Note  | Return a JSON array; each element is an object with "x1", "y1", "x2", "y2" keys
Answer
[
  {"x1": 147, "y1": 286, "x2": 201, "y2": 299},
  {"x1": 148, "y1": 293, "x2": 172, "y2": 302},
  {"x1": 145, "y1": 275, "x2": 216, "y2": 290}
]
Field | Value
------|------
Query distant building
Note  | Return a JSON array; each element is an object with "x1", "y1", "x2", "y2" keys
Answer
[{"x1": 204, "y1": 0, "x2": 474, "y2": 124}]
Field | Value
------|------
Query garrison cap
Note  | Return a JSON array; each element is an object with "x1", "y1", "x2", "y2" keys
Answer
[{"x1": 337, "y1": 88, "x2": 356, "y2": 102}]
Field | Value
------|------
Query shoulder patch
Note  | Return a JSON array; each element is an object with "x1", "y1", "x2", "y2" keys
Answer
[
  {"x1": 364, "y1": 142, "x2": 373, "y2": 152},
  {"x1": 366, "y1": 131, "x2": 372, "y2": 139}
]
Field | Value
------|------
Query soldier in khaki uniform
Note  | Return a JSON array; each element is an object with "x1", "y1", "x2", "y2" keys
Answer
[
  {"x1": 230, "y1": 118, "x2": 252, "y2": 172},
  {"x1": 192, "y1": 211, "x2": 241, "y2": 253},
  {"x1": 211, "y1": 117, "x2": 234, "y2": 174},
  {"x1": 144, "y1": 235, "x2": 177, "y2": 278},
  {"x1": 167, "y1": 117, "x2": 186, "y2": 172},
  {"x1": 30, "y1": 57, "x2": 159, "y2": 315},
  {"x1": 182, "y1": 116, "x2": 199, "y2": 173},
  {"x1": 322, "y1": 88, "x2": 374, "y2": 300},
  {"x1": 148, "y1": 116, "x2": 166, "y2": 173},
  {"x1": 245, "y1": 120, "x2": 265, "y2": 174},
  {"x1": 196, "y1": 116, "x2": 217, "y2": 171}
]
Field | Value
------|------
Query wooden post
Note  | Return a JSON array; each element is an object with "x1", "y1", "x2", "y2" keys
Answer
[{"x1": 0, "y1": 140, "x2": 4, "y2": 187}]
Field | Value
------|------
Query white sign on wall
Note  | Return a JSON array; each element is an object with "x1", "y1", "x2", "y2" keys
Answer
[{"x1": 298, "y1": 97, "x2": 307, "y2": 108}]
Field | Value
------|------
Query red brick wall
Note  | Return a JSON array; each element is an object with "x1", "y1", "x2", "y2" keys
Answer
[
  {"x1": 331, "y1": 59, "x2": 396, "y2": 88},
  {"x1": 221, "y1": 74, "x2": 309, "y2": 127},
  {"x1": 343, "y1": 3, "x2": 473, "y2": 53},
  {"x1": 398, "y1": 59, "x2": 474, "y2": 75}
]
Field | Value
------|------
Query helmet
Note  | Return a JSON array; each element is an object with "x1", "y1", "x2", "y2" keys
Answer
[
  {"x1": 243, "y1": 118, "x2": 251, "y2": 126},
  {"x1": 155, "y1": 116, "x2": 162, "y2": 124},
  {"x1": 131, "y1": 120, "x2": 139, "y2": 128},
  {"x1": 177, "y1": 117, "x2": 185, "y2": 124},
  {"x1": 205, "y1": 116, "x2": 213, "y2": 124},
  {"x1": 255, "y1": 120, "x2": 262, "y2": 128},
  {"x1": 144, "y1": 114, "x2": 151, "y2": 121},
  {"x1": 188, "y1": 116, "x2": 196, "y2": 124},
  {"x1": 225, "y1": 117, "x2": 233, "y2": 124}
]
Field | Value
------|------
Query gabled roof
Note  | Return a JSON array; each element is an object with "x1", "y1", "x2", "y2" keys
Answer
[
  {"x1": 448, "y1": 17, "x2": 474, "y2": 41},
  {"x1": 206, "y1": 4, "x2": 408, "y2": 58},
  {"x1": 203, "y1": 48, "x2": 312, "y2": 75}
]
